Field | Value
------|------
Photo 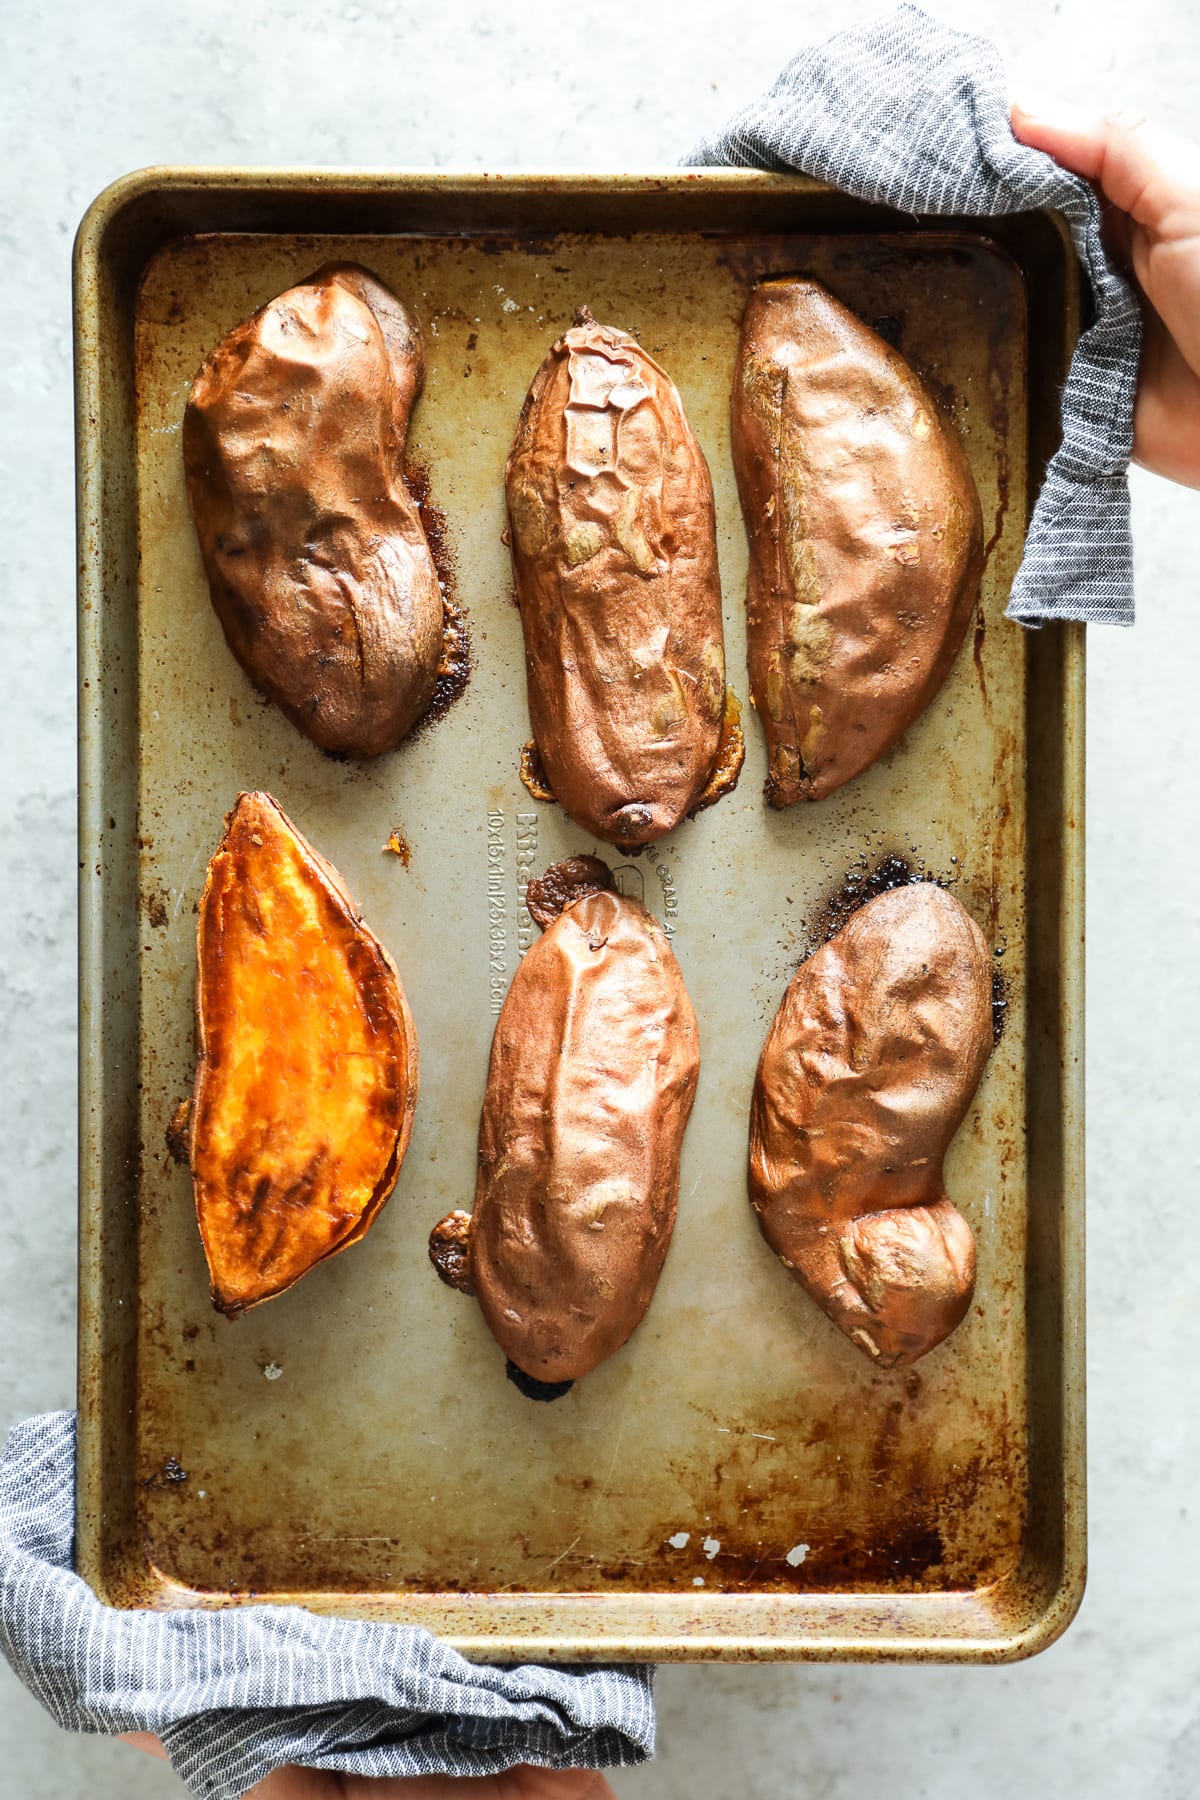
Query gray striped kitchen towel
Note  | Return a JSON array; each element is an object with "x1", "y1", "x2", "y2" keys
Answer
[
  {"x1": 687, "y1": 2, "x2": 1142, "y2": 626},
  {"x1": 0, "y1": 1413, "x2": 654, "y2": 1798}
]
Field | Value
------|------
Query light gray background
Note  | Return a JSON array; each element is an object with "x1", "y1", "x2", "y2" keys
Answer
[{"x1": 0, "y1": 0, "x2": 1194, "y2": 1793}]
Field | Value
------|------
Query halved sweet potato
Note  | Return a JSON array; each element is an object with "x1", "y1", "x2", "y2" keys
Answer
[{"x1": 185, "y1": 791, "x2": 418, "y2": 1314}]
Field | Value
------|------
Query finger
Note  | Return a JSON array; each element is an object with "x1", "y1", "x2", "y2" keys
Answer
[
  {"x1": 1011, "y1": 99, "x2": 1200, "y2": 239},
  {"x1": 236, "y1": 1761, "x2": 620, "y2": 1798},
  {"x1": 511, "y1": 1770, "x2": 618, "y2": 1800},
  {"x1": 118, "y1": 1732, "x2": 171, "y2": 1762},
  {"x1": 1132, "y1": 315, "x2": 1200, "y2": 488},
  {"x1": 240, "y1": 1766, "x2": 331, "y2": 1798},
  {"x1": 1099, "y1": 196, "x2": 1134, "y2": 271}
]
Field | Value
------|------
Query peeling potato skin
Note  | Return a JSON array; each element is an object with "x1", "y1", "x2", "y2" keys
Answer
[
  {"x1": 506, "y1": 309, "x2": 738, "y2": 846},
  {"x1": 749, "y1": 884, "x2": 992, "y2": 1367},
  {"x1": 732, "y1": 279, "x2": 984, "y2": 806},
  {"x1": 183, "y1": 263, "x2": 443, "y2": 757},
  {"x1": 189, "y1": 792, "x2": 418, "y2": 1315},
  {"x1": 464, "y1": 877, "x2": 700, "y2": 1383}
]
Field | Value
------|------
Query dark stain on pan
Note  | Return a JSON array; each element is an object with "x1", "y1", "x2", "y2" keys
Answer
[
  {"x1": 142, "y1": 884, "x2": 170, "y2": 929},
  {"x1": 142, "y1": 1456, "x2": 188, "y2": 1490},
  {"x1": 974, "y1": 243, "x2": 1017, "y2": 567},
  {"x1": 138, "y1": 1360, "x2": 1023, "y2": 1597},
  {"x1": 973, "y1": 608, "x2": 989, "y2": 707},
  {"x1": 868, "y1": 313, "x2": 904, "y2": 350}
]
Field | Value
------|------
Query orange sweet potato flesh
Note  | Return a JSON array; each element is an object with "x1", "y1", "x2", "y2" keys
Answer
[
  {"x1": 188, "y1": 792, "x2": 418, "y2": 1314},
  {"x1": 750, "y1": 883, "x2": 992, "y2": 1367}
]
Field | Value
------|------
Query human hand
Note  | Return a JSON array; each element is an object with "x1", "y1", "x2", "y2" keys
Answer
[
  {"x1": 1011, "y1": 100, "x2": 1200, "y2": 488},
  {"x1": 120, "y1": 1733, "x2": 617, "y2": 1798}
]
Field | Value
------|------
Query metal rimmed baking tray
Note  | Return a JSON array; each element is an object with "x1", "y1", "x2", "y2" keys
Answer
[{"x1": 75, "y1": 169, "x2": 1084, "y2": 1662}]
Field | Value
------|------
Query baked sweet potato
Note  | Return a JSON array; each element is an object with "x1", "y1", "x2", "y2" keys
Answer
[
  {"x1": 749, "y1": 883, "x2": 993, "y2": 1367},
  {"x1": 430, "y1": 857, "x2": 699, "y2": 1389},
  {"x1": 183, "y1": 791, "x2": 418, "y2": 1315},
  {"x1": 506, "y1": 308, "x2": 742, "y2": 845},
  {"x1": 732, "y1": 278, "x2": 984, "y2": 806},
  {"x1": 183, "y1": 263, "x2": 444, "y2": 756}
]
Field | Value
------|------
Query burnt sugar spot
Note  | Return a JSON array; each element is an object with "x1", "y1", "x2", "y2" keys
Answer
[
  {"x1": 142, "y1": 1456, "x2": 188, "y2": 1490},
  {"x1": 807, "y1": 849, "x2": 934, "y2": 950},
  {"x1": 991, "y1": 966, "x2": 1009, "y2": 1045},
  {"x1": 869, "y1": 313, "x2": 905, "y2": 350},
  {"x1": 165, "y1": 1099, "x2": 192, "y2": 1166},
  {"x1": 404, "y1": 460, "x2": 471, "y2": 733}
]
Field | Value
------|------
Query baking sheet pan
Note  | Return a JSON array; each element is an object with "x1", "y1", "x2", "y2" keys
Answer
[{"x1": 75, "y1": 170, "x2": 1084, "y2": 1661}]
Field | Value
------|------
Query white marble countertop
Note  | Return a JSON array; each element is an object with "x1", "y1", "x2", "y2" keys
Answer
[{"x1": 1, "y1": 0, "x2": 1196, "y2": 1792}]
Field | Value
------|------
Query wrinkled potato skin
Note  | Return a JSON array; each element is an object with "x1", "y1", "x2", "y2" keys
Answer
[
  {"x1": 732, "y1": 279, "x2": 984, "y2": 805},
  {"x1": 750, "y1": 884, "x2": 992, "y2": 1367},
  {"x1": 506, "y1": 311, "x2": 732, "y2": 845},
  {"x1": 184, "y1": 263, "x2": 442, "y2": 757},
  {"x1": 190, "y1": 792, "x2": 418, "y2": 1314},
  {"x1": 471, "y1": 887, "x2": 700, "y2": 1382}
]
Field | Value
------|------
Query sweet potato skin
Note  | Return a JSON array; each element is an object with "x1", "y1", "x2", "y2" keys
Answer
[
  {"x1": 732, "y1": 278, "x2": 984, "y2": 805},
  {"x1": 448, "y1": 872, "x2": 699, "y2": 1384},
  {"x1": 183, "y1": 263, "x2": 442, "y2": 757},
  {"x1": 749, "y1": 883, "x2": 992, "y2": 1367},
  {"x1": 506, "y1": 309, "x2": 740, "y2": 845},
  {"x1": 189, "y1": 791, "x2": 418, "y2": 1314}
]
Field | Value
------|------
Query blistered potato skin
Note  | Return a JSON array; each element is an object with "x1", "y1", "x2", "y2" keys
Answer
[
  {"x1": 732, "y1": 279, "x2": 984, "y2": 806},
  {"x1": 189, "y1": 791, "x2": 418, "y2": 1315},
  {"x1": 750, "y1": 884, "x2": 992, "y2": 1367},
  {"x1": 183, "y1": 263, "x2": 442, "y2": 757},
  {"x1": 471, "y1": 888, "x2": 700, "y2": 1383},
  {"x1": 506, "y1": 310, "x2": 732, "y2": 845}
]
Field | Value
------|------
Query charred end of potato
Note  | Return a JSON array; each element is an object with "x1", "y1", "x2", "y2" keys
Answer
[
  {"x1": 428, "y1": 1209, "x2": 475, "y2": 1294},
  {"x1": 505, "y1": 1361, "x2": 575, "y2": 1403},
  {"x1": 519, "y1": 740, "x2": 557, "y2": 803},
  {"x1": 526, "y1": 856, "x2": 615, "y2": 930},
  {"x1": 610, "y1": 803, "x2": 657, "y2": 846},
  {"x1": 763, "y1": 742, "x2": 808, "y2": 810}
]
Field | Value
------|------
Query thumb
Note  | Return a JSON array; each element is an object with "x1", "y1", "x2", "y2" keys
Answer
[{"x1": 1011, "y1": 99, "x2": 1200, "y2": 240}]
